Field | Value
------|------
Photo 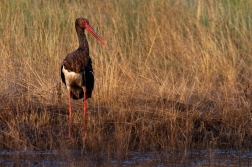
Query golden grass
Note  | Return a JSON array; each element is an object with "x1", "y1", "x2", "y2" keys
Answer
[{"x1": 1, "y1": 0, "x2": 252, "y2": 157}]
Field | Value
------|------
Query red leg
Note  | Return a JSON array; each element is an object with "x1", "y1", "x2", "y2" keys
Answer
[
  {"x1": 68, "y1": 91, "x2": 73, "y2": 139},
  {"x1": 83, "y1": 91, "x2": 87, "y2": 139}
]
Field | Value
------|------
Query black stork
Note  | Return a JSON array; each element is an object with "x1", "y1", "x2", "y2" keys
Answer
[{"x1": 61, "y1": 18, "x2": 105, "y2": 139}]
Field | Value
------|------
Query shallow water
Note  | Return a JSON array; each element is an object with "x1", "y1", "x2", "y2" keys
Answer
[{"x1": 0, "y1": 149, "x2": 252, "y2": 166}]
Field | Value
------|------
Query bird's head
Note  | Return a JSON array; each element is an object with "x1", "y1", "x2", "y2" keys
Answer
[{"x1": 76, "y1": 18, "x2": 106, "y2": 45}]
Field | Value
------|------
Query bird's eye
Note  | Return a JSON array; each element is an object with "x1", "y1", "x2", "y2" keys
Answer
[{"x1": 83, "y1": 20, "x2": 87, "y2": 25}]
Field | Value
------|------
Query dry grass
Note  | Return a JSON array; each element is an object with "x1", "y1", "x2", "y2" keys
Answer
[{"x1": 1, "y1": 0, "x2": 252, "y2": 159}]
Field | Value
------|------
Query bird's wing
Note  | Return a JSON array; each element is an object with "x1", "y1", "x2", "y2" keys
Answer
[
  {"x1": 61, "y1": 64, "x2": 66, "y2": 86},
  {"x1": 84, "y1": 58, "x2": 94, "y2": 98}
]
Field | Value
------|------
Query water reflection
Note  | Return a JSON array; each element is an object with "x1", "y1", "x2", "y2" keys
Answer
[{"x1": 0, "y1": 149, "x2": 252, "y2": 166}]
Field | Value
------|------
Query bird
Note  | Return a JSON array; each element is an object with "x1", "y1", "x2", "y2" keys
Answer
[{"x1": 61, "y1": 18, "x2": 105, "y2": 139}]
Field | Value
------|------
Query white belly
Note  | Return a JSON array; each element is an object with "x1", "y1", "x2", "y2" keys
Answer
[{"x1": 62, "y1": 66, "x2": 83, "y2": 88}]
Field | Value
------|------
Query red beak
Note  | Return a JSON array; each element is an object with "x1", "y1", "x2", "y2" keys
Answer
[{"x1": 86, "y1": 24, "x2": 106, "y2": 45}]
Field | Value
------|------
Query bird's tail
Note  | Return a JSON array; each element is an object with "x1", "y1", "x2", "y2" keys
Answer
[
  {"x1": 71, "y1": 89, "x2": 92, "y2": 100},
  {"x1": 71, "y1": 89, "x2": 84, "y2": 100}
]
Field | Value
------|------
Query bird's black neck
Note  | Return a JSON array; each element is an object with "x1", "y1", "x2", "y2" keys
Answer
[{"x1": 76, "y1": 26, "x2": 89, "y2": 50}]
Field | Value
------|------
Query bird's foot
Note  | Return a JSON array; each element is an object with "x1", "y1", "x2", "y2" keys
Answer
[
  {"x1": 68, "y1": 133, "x2": 73, "y2": 140},
  {"x1": 82, "y1": 132, "x2": 87, "y2": 140}
]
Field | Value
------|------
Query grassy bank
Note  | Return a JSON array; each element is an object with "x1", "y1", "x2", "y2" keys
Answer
[{"x1": 0, "y1": 0, "x2": 252, "y2": 158}]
